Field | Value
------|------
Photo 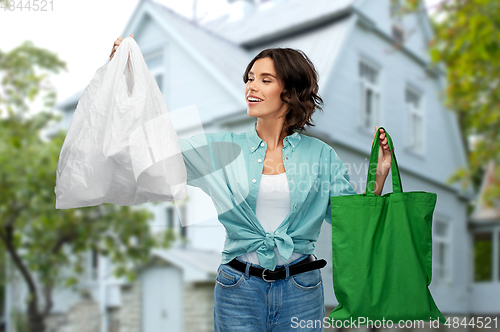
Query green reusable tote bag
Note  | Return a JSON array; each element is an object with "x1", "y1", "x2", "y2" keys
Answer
[{"x1": 328, "y1": 127, "x2": 447, "y2": 327}]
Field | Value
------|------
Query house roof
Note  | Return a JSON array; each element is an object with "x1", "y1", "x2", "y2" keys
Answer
[
  {"x1": 56, "y1": 0, "x2": 356, "y2": 111},
  {"x1": 470, "y1": 160, "x2": 500, "y2": 223},
  {"x1": 150, "y1": 0, "x2": 355, "y2": 101},
  {"x1": 150, "y1": 247, "x2": 222, "y2": 282},
  {"x1": 147, "y1": 0, "x2": 253, "y2": 95},
  {"x1": 201, "y1": 0, "x2": 355, "y2": 46}
]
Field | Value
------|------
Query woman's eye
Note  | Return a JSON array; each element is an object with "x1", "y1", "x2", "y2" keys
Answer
[{"x1": 247, "y1": 78, "x2": 271, "y2": 83}]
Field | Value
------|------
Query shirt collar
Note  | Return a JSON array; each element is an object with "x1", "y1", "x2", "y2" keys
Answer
[{"x1": 245, "y1": 121, "x2": 301, "y2": 154}]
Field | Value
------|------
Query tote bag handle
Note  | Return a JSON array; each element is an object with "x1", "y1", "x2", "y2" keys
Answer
[{"x1": 365, "y1": 127, "x2": 403, "y2": 196}]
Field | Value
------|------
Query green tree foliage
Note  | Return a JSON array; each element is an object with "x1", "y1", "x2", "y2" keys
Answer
[
  {"x1": 406, "y1": 0, "x2": 500, "y2": 206},
  {"x1": 0, "y1": 41, "x2": 181, "y2": 332}
]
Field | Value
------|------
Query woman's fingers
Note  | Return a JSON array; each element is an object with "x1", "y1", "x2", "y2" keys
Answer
[
  {"x1": 376, "y1": 129, "x2": 390, "y2": 150},
  {"x1": 110, "y1": 35, "x2": 134, "y2": 60},
  {"x1": 110, "y1": 40, "x2": 122, "y2": 60},
  {"x1": 371, "y1": 126, "x2": 393, "y2": 152},
  {"x1": 109, "y1": 45, "x2": 118, "y2": 59}
]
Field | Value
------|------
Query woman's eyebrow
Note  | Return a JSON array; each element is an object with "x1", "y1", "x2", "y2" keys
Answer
[{"x1": 248, "y1": 71, "x2": 276, "y2": 78}]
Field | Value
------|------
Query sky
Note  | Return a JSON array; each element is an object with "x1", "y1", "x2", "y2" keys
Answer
[{"x1": 0, "y1": 0, "x2": 444, "y2": 110}]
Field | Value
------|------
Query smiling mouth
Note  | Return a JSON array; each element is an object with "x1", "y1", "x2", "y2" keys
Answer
[{"x1": 247, "y1": 98, "x2": 263, "y2": 104}]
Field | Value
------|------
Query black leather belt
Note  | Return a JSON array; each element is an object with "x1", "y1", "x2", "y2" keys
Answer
[{"x1": 227, "y1": 254, "x2": 327, "y2": 282}]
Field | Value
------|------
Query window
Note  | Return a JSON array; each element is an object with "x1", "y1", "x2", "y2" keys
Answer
[
  {"x1": 154, "y1": 73, "x2": 163, "y2": 91},
  {"x1": 179, "y1": 205, "x2": 188, "y2": 248},
  {"x1": 180, "y1": 205, "x2": 187, "y2": 238},
  {"x1": 405, "y1": 86, "x2": 424, "y2": 153},
  {"x1": 166, "y1": 206, "x2": 175, "y2": 229},
  {"x1": 359, "y1": 59, "x2": 381, "y2": 130},
  {"x1": 474, "y1": 232, "x2": 493, "y2": 282},
  {"x1": 498, "y1": 231, "x2": 500, "y2": 281},
  {"x1": 144, "y1": 51, "x2": 163, "y2": 69},
  {"x1": 88, "y1": 248, "x2": 98, "y2": 280},
  {"x1": 389, "y1": 0, "x2": 405, "y2": 44},
  {"x1": 144, "y1": 49, "x2": 164, "y2": 92},
  {"x1": 433, "y1": 218, "x2": 452, "y2": 284}
]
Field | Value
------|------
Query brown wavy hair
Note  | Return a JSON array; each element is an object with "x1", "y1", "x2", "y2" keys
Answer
[{"x1": 242, "y1": 48, "x2": 324, "y2": 136}]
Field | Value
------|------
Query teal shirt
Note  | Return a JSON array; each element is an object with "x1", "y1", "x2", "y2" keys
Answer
[{"x1": 178, "y1": 121, "x2": 356, "y2": 271}]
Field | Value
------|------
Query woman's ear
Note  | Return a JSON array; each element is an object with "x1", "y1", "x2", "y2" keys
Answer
[{"x1": 283, "y1": 90, "x2": 292, "y2": 101}]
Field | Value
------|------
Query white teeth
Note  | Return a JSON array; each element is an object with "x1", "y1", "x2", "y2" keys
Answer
[{"x1": 248, "y1": 97, "x2": 263, "y2": 102}]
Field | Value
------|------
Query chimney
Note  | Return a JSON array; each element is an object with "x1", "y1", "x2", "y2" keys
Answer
[{"x1": 227, "y1": 0, "x2": 257, "y2": 22}]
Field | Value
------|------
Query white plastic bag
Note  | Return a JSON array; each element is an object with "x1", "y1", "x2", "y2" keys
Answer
[{"x1": 55, "y1": 37, "x2": 187, "y2": 209}]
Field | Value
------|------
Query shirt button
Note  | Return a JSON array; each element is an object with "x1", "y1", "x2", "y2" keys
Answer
[
  {"x1": 294, "y1": 204, "x2": 297, "y2": 209},
  {"x1": 258, "y1": 159, "x2": 262, "y2": 163},
  {"x1": 251, "y1": 147, "x2": 255, "y2": 150},
  {"x1": 260, "y1": 142, "x2": 265, "y2": 147},
  {"x1": 252, "y1": 179, "x2": 256, "y2": 183},
  {"x1": 285, "y1": 157, "x2": 288, "y2": 160}
]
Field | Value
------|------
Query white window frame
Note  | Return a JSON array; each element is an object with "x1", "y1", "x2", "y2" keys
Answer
[
  {"x1": 166, "y1": 205, "x2": 175, "y2": 229},
  {"x1": 180, "y1": 204, "x2": 188, "y2": 246},
  {"x1": 472, "y1": 226, "x2": 500, "y2": 283},
  {"x1": 85, "y1": 248, "x2": 99, "y2": 281},
  {"x1": 144, "y1": 47, "x2": 165, "y2": 92},
  {"x1": 433, "y1": 216, "x2": 452, "y2": 285},
  {"x1": 153, "y1": 72, "x2": 163, "y2": 91},
  {"x1": 358, "y1": 58, "x2": 381, "y2": 133},
  {"x1": 497, "y1": 228, "x2": 500, "y2": 283},
  {"x1": 405, "y1": 85, "x2": 425, "y2": 155}
]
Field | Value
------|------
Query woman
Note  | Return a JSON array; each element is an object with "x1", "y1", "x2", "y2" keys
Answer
[{"x1": 110, "y1": 35, "x2": 391, "y2": 331}]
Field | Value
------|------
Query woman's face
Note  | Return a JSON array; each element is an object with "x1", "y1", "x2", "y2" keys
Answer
[{"x1": 245, "y1": 57, "x2": 288, "y2": 119}]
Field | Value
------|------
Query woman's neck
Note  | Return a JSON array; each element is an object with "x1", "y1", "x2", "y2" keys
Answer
[{"x1": 255, "y1": 119, "x2": 287, "y2": 151}]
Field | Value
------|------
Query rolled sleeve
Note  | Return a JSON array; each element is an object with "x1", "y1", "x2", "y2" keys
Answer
[
  {"x1": 177, "y1": 131, "x2": 239, "y2": 195},
  {"x1": 178, "y1": 133, "x2": 215, "y2": 190}
]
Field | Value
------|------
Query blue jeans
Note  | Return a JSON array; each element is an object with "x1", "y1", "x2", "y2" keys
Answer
[{"x1": 213, "y1": 254, "x2": 325, "y2": 331}]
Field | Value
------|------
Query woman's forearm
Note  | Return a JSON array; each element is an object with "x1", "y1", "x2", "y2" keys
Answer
[
  {"x1": 363, "y1": 172, "x2": 388, "y2": 196},
  {"x1": 373, "y1": 172, "x2": 388, "y2": 196}
]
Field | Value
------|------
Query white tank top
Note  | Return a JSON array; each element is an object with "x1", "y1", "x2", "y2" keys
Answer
[{"x1": 237, "y1": 172, "x2": 305, "y2": 266}]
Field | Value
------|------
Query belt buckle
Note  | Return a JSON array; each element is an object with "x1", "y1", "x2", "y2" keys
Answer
[{"x1": 261, "y1": 268, "x2": 275, "y2": 282}]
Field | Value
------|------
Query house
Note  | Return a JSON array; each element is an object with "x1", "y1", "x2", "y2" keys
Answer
[
  {"x1": 469, "y1": 160, "x2": 500, "y2": 316},
  {"x1": 6, "y1": 0, "x2": 494, "y2": 331}
]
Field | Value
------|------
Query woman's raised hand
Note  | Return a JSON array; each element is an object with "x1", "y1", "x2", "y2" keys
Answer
[{"x1": 109, "y1": 34, "x2": 134, "y2": 60}]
